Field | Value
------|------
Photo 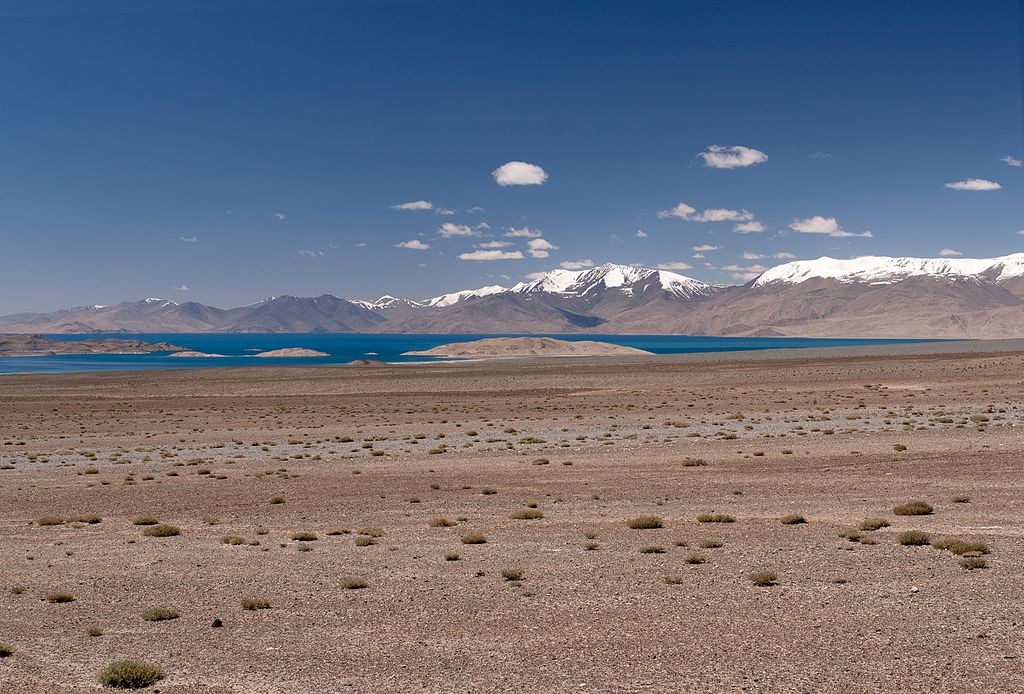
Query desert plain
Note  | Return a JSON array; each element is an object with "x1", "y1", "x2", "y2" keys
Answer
[{"x1": 1, "y1": 343, "x2": 1023, "y2": 693}]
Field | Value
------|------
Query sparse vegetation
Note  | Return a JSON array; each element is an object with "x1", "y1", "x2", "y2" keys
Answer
[
  {"x1": 696, "y1": 513, "x2": 735, "y2": 523},
  {"x1": 779, "y1": 514, "x2": 806, "y2": 525},
  {"x1": 510, "y1": 508, "x2": 544, "y2": 520},
  {"x1": 37, "y1": 516, "x2": 65, "y2": 526},
  {"x1": 429, "y1": 517, "x2": 455, "y2": 527},
  {"x1": 683, "y1": 553, "x2": 706, "y2": 564},
  {"x1": 699, "y1": 539, "x2": 723, "y2": 549},
  {"x1": 461, "y1": 533, "x2": 488, "y2": 544},
  {"x1": 898, "y1": 530, "x2": 931, "y2": 546},
  {"x1": 131, "y1": 516, "x2": 159, "y2": 526},
  {"x1": 639, "y1": 545, "x2": 665, "y2": 554},
  {"x1": 0, "y1": 643, "x2": 13, "y2": 657},
  {"x1": 241, "y1": 597, "x2": 272, "y2": 610},
  {"x1": 47, "y1": 592, "x2": 76, "y2": 603},
  {"x1": 97, "y1": 660, "x2": 165, "y2": 689},
  {"x1": 142, "y1": 524, "x2": 180, "y2": 537},
  {"x1": 951, "y1": 494, "x2": 970, "y2": 504},
  {"x1": 893, "y1": 501, "x2": 933, "y2": 516},
  {"x1": 959, "y1": 557, "x2": 988, "y2": 570},
  {"x1": 931, "y1": 537, "x2": 991, "y2": 555},
  {"x1": 291, "y1": 532, "x2": 318, "y2": 541},
  {"x1": 340, "y1": 577, "x2": 368, "y2": 590},
  {"x1": 749, "y1": 570, "x2": 778, "y2": 587},
  {"x1": 141, "y1": 607, "x2": 179, "y2": 621},
  {"x1": 501, "y1": 568, "x2": 524, "y2": 581},
  {"x1": 859, "y1": 518, "x2": 890, "y2": 531},
  {"x1": 627, "y1": 515, "x2": 663, "y2": 529}
]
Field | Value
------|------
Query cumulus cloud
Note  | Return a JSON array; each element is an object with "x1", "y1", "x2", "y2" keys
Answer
[
  {"x1": 656, "y1": 262, "x2": 693, "y2": 271},
  {"x1": 944, "y1": 178, "x2": 1001, "y2": 191},
  {"x1": 1001, "y1": 155, "x2": 1022, "y2": 167},
  {"x1": 734, "y1": 221, "x2": 765, "y2": 233},
  {"x1": 657, "y1": 202, "x2": 754, "y2": 222},
  {"x1": 275, "y1": 212, "x2": 286, "y2": 220},
  {"x1": 391, "y1": 200, "x2": 433, "y2": 211},
  {"x1": 178, "y1": 235, "x2": 198, "y2": 242},
  {"x1": 722, "y1": 263, "x2": 769, "y2": 281},
  {"x1": 396, "y1": 239, "x2": 430, "y2": 250},
  {"x1": 527, "y1": 237, "x2": 558, "y2": 258},
  {"x1": 692, "y1": 244, "x2": 718, "y2": 252},
  {"x1": 560, "y1": 259, "x2": 594, "y2": 270},
  {"x1": 691, "y1": 253, "x2": 706, "y2": 259},
  {"x1": 173, "y1": 285, "x2": 190, "y2": 291},
  {"x1": 438, "y1": 223, "x2": 477, "y2": 238},
  {"x1": 938, "y1": 248, "x2": 962, "y2": 257},
  {"x1": 459, "y1": 249, "x2": 524, "y2": 261},
  {"x1": 743, "y1": 251, "x2": 797, "y2": 260},
  {"x1": 789, "y1": 216, "x2": 872, "y2": 238},
  {"x1": 477, "y1": 241, "x2": 512, "y2": 249},
  {"x1": 698, "y1": 145, "x2": 768, "y2": 169},
  {"x1": 435, "y1": 207, "x2": 456, "y2": 215},
  {"x1": 298, "y1": 249, "x2": 324, "y2": 257},
  {"x1": 635, "y1": 229, "x2": 648, "y2": 238},
  {"x1": 504, "y1": 226, "x2": 543, "y2": 238},
  {"x1": 492, "y1": 161, "x2": 548, "y2": 186}
]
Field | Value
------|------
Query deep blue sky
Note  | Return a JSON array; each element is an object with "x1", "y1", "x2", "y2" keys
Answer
[{"x1": 1, "y1": 0, "x2": 1022, "y2": 312}]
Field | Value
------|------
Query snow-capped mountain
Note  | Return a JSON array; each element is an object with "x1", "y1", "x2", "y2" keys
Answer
[
  {"x1": 3, "y1": 255, "x2": 1023, "y2": 338},
  {"x1": 753, "y1": 253, "x2": 1024, "y2": 287}
]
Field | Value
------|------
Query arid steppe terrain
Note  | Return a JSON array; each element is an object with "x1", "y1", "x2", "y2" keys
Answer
[{"x1": 1, "y1": 345, "x2": 1023, "y2": 692}]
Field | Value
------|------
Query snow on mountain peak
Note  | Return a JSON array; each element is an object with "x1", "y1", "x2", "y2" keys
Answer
[
  {"x1": 752, "y1": 253, "x2": 1024, "y2": 287},
  {"x1": 512, "y1": 263, "x2": 711, "y2": 299},
  {"x1": 423, "y1": 285, "x2": 508, "y2": 308}
]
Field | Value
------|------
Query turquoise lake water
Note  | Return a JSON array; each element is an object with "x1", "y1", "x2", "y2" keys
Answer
[{"x1": 0, "y1": 333, "x2": 935, "y2": 374}]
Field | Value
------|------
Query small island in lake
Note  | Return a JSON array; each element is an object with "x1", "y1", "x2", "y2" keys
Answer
[
  {"x1": 403, "y1": 336, "x2": 653, "y2": 359},
  {"x1": 0, "y1": 334, "x2": 183, "y2": 357}
]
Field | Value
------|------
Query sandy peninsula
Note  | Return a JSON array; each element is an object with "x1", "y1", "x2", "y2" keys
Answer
[
  {"x1": 404, "y1": 336, "x2": 653, "y2": 358},
  {"x1": 0, "y1": 343, "x2": 1022, "y2": 691},
  {"x1": 0, "y1": 334, "x2": 182, "y2": 357},
  {"x1": 254, "y1": 348, "x2": 330, "y2": 358}
]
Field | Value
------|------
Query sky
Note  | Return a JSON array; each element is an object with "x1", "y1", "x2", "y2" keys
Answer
[{"x1": 1, "y1": 0, "x2": 1023, "y2": 313}]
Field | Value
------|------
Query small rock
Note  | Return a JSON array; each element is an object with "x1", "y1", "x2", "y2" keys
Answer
[
  {"x1": 211, "y1": 618, "x2": 223, "y2": 628},
  {"x1": 910, "y1": 587, "x2": 919, "y2": 593},
  {"x1": 879, "y1": 592, "x2": 890, "y2": 598}
]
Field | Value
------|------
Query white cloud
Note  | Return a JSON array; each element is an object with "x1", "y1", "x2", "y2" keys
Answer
[
  {"x1": 722, "y1": 263, "x2": 769, "y2": 281},
  {"x1": 560, "y1": 259, "x2": 594, "y2": 270},
  {"x1": 944, "y1": 178, "x2": 1001, "y2": 191},
  {"x1": 459, "y1": 249, "x2": 524, "y2": 261},
  {"x1": 1001, "y1": 155, "x2": 1022, "y2": 167},
  {"x1": 298, "y1": 249, "x2": 324, "y2": 257},
  {"x1": 477, "y1": 241, "x2": 512, "y2": 249},
  {"x1": 938, "y1": 248, "x2": 962, "y2": 257},
  {"x1": 527, "y1": 237, "x2": 558, "y2": 258},
  {"x1": 734, "y1": 221, "x2": 765, "y2": 234},
  {"x1": 789, "y1": 216, "x2": 873, "y2": 238},
  {"x1": 391, "y1": 200, "x2": 433, "y2": 211},
  {"x1": 492, "y1": 161, "x2": 548, "y2": 186},
  {"x1": 178, "y1": 235, "x2": 198, "y2": 242},
  {"x1": 466, "y1": 206, "x2": 486, "y2": 213},
  {"x1": 275, "y1": 212, "x2": 286, "y2": 220},
  {"x1": 504, "y1": 226, "x2": 543, "y2": 238},
  {"x1": 691, "y1": 253, "x2": 706, "y2": 259},
  {"x1": 435, "y1": 207, "x2": 456, "y2": 215},
  {"x1": 173, "y1": 284, "x2": 190, "y2": 291},
  {"x1": 743, "y1": 251, "x2": 797, "y2": 260},
  {"x1": 656, "y1": 262, "x2": 693, "y2": 271},
  {"x1": 524, "y1": 271, "x2": 548, "y2": 281},
  {"x1": 635, "y1": 229, "x2": 648, "y2": 238},
  {"x1": 698, "y1": 145, "x2": 768, "y2": 169},
  {"x1": 657, "y1": 202, "x2": 753, "y2": 222},
  {"x1": 355, "y1": 242, "x2": 367, "y2": 247},
  {"x1": 438, "y1": 223, "x2": 477, "y2": 238},
  {"x1": 396, "y1": 239, "x2": 430, "y2": 250},
  {"x1": 692, "y1": 244, "x2": 718, "y2": 252},
  {"x1": 1017, "y1": 230, "x2": 1024, "y2": 236}
]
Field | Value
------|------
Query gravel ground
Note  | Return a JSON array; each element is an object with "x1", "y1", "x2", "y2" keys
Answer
[{"x1": 0, "y1": 347, "x2": 1022, "y2": 692}]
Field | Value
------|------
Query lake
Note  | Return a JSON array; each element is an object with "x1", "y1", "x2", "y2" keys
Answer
[{"x1": 0, "y1": 333, "x2": 935, "y2": 374}]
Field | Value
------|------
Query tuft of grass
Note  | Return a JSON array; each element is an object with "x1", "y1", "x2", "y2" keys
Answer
[
  {"x1": 47, "y1": 592, "x2": 76, "y2": 603},
  {"x1": 858, "y1": 518, "x2": 890, "y2": 531},
  {"x1": 663, "y1": 575, "x2": 684, "y2": 585},
  {"x1": 627, "y1": 516, "x2": 663, "y2": 530},
  {"x1": 681, "y1": 458, "x2": 707, "y2": 467},
  {"x1": 86, "y1": 626, "x2": 104, "y2": 637},
  {"x1": 893, "y1": 501, "x2": 933, "y2": 516},
  {"x1": 0, "y1": 643, "x2": 13, "y2": 657},
  {"x1": 240, "y1": 598, "x2": 272, "y2": 610},
  {"x1": 583, "y1": 542, "x2": 598, "y2": 551},
  {"x1": 73, "y1": 514, "x2": 102, "y2": 524},
  {"x1": 461, "y1": 533, "x2": 488, "y2": 545},
  {"x1": 480, "y1": 487, "x2": 497, "y2": 495},
  {"x1": 354, "y1": 536, "x2": 375, "y2": 547},
  {"x1": 97, "y1": 660, "x2": 165, "y2": 689},
  {"x1": 269, "y1": 496, "x2": 285, "y2": 504},
  {"x1": 748, "y1": 570, "x2": 777, "y2": 587},
  {"x1": 699, "y1": 539, "x2": 723, "y2": 549},
  {"x1": 951, "y1": 494, "x2": 970, "y2": 504},
  {"x1": 290, "y1": 532, "x2": 318, "y2": 542},
  {"x1": 429, "y1": 517, "x2": 455, "y2": 527},
  {"x1": 696, "y1": 513, "x2": 735, "y2": 524},
  {"x1": 930, "y1": 537, "x2": 991, "y2": 556},
  {"x1": 142, "y1": 524, "x2": 180, "y2": 537},
  {"x1": 897, "y1": 530, "x2": 931, "y2": 546},
  {"x1": 140, "y1": 607, "x2": 179, "y2": 622},
  {"x1": 221, "y1": 535, "x2": 246, "y2": 545},
  {"x1": 501, "y1": 568, "x2": 524, "y2": 581},
  {"x1": 339, "y1": 577, "x2": 368, "y2": 590},
  {"x1": 639, "y1": 545, "x2": 665, "y2": 554},
  {"x1": 444, "y1": 551, "x2": 460, "y2": 561},
  {"x1": 37, "y1": 516, "x2": 65, "y2": 526},
  {"x1": 779, "y1": 514, "x2": 806, "y2": 525},
  {"x1": 510, "y1": 508, "x2": 544, "y2": 520},
  {"x1": 131, "y1": 516, "x2": 159, "y2": 526},
  {"x1": 358, "y1": 526, "x2": 384, "y2": 537},
  {"x1": 839, "y1": 528, "x2": 863, "y2": 543},
  {"x1": 11, "y1": 585, "x2": 26, "y2": 595},
  {"x1": 959, "y1": 557, "x2": 988, "y2": 570}
]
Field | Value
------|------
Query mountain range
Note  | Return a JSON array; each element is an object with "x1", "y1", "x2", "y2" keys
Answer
[{"x1": 4, "y1": 254, "x2": 1024, "y2": 338}]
